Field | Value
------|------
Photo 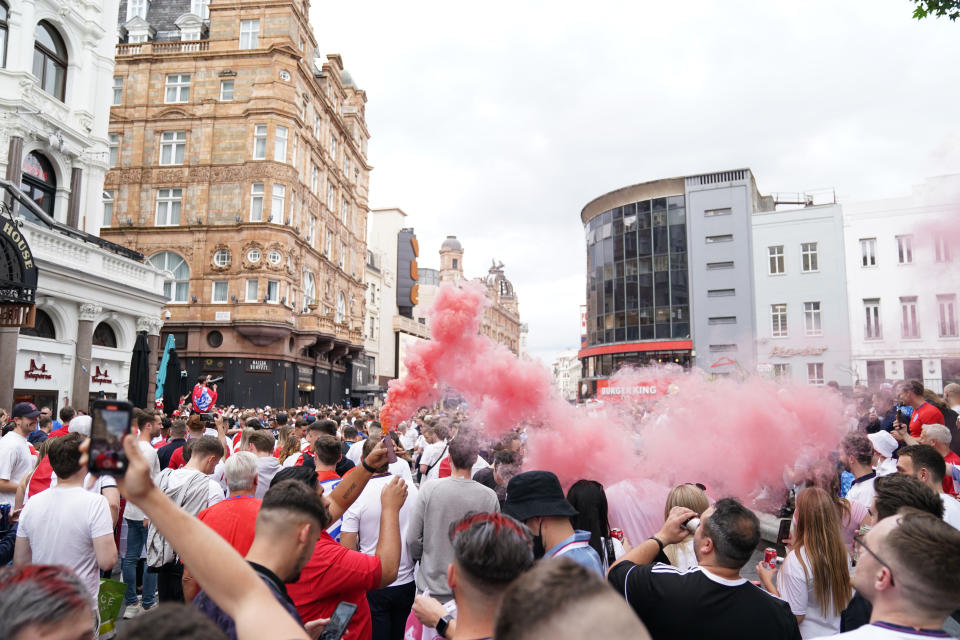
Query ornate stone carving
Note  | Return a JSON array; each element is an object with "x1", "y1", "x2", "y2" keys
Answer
[
  {"x1": 78, "y1": 304, "x2": 102, "y2": 322},
  {"x1": 241, "y1": 241, "x2": 265, "y2": 270},
  {"x1": 210, "y1": 244, "x2": 231, "y2": 272},
  {"x1": 266, "y1": 242, "x2": 285, "y2": 271},
  {"x1": 136, "y1": 316, "x2": 163, "y2": 335},
  {"x1": 152, "y1": 168, "x2": 187, "y2": 184}
]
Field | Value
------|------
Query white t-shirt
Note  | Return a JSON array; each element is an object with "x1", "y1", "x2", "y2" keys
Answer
[
  {"x1": 0, "y1": 431, "x2": 33, "y2": 506},
  {"x1": 124, "y1": 442, "x2": 160, "y2": 521},
  {"x1": 941, "y1": 493, "x2": 960, "y2": 530},
  {"x1": 820, "y1": 623, "x2": 952, "y2": 639},
  {"x1": 419, "y1": 441, "x2": 448, "y2": 482},
  {"x1": 17, "y1": 486, "x2": 113, "y2": 601},
  {"x1": 777, "y1": 547, "x2": 845, "y2": 638},
  {"x1": 282, "y1": 453, "x2": 301, "y2": 468},
  {"x1": 876, "y1": 458, "x2": 898, "y2": 477},
  {"x1": 346, "y1": 439, "x2": 365, "y2": 465},
  {"x1": 390, "y1": 459, "x2": 413, "y2": 483},
  {"x1": 341, "y1": 473, "x2": 419, "y2": 587},
  {"x1": 845, "y1": 474, "x2": 876, "y2": 509},
  {"x1": 399, "y1": 428, "x2": 419, "y2": 451}
]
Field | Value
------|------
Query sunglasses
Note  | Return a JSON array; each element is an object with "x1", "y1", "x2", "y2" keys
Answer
[
  {"x1": 687, "y1": 482, "x2": 707, "y2": 491},
  {"x1": 854, "y1": 533, "x2": 895, "y2": 586}
]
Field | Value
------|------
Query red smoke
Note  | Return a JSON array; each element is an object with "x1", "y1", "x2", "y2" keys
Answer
[{"x1": 382, "y1": 283, "x2": 851, "y2": 507}]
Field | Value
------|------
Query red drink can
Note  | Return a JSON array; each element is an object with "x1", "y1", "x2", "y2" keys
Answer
[
  {"x1": 763, "y1": 547, "x2": 778, "y2": 570},
  {"x1": 610, "y1": 528, "x2": 624, "y2": 542}
]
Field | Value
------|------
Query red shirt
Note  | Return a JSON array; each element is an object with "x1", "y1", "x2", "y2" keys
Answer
[
  {"x1": 167, "y1": 446, "x2": 187, "y2": 470},
  {"x1": 27, "y1": 456, "x2": 54, "y2": 497},
  {"x1": 944, "y1": 451, "x2": 960, "y2": 497},
  {"x1": 316, "y1": 469, "x2": 340, "y2": 484},
  {"x1": 287, "y1": 531, "x2": 381, "y2": 639},
  {"x1": 438, "y1": 457, "x2": 452, "y2": 479},
  {"x1": 48, "y1": 426, "x2": 70, "y2": 439},
  {"x1": 153, "y1": 438, "x2": 168, "y2": 449},
  {"x1": 909, "y1": 402, "x2": 945, "y2": 438},
  {"x1": 197, "y1": 495, "x2": 262, "y2": 556}
]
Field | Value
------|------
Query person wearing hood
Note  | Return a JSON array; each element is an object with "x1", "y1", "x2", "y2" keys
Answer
[{"x1": 867, "y1": 431, "x2": 899, "y2": 477}]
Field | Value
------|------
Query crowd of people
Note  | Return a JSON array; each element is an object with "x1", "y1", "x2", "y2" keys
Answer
[{"x1": 1, "y1": 375, "x2": 960, "y2": 640}]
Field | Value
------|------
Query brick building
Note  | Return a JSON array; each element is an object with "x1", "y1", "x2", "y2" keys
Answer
[{"x1": 102, "y1": 0, "x2": 370, "y2": 407}]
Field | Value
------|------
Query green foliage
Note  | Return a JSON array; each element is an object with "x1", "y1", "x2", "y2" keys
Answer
[{"x1": 911, "y1": 0, "x2": 960, "y2": 20}]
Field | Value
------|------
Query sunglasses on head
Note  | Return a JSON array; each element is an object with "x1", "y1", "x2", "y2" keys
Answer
[{"x1": 687, "y1": 482, "x2": 707, "y2": 491}]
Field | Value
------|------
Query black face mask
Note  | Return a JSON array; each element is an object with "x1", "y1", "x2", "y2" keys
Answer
[{"x1": 532, "y1": 519, "x2": 546, "y2": 559}]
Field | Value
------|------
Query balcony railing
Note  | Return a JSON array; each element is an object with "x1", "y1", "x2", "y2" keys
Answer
[{"x1": 117, "y1": 40, "x2": 210, "y2": 56}]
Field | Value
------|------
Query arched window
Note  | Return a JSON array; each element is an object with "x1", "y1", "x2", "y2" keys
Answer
[
  {"x1": 20, "y1": 309, "x2": 56, "y2": 339},
  {"x1": 33, "y1": 21, "x2": 67, "y2": 101},
  {"x1": 92, "y1": 322, "x2": 118, "y2": 348},
  {"x1": 336, "y1": 291, "x2": 346, "y2": 324},
  {"x1": 303, "y1": 270, "x2": 316, "y2": 305},
  {"x1": 148, "y1": 251, "x2": 190, "y2": 302},
  {"x1": 0, "y1": 2, "x2": 9, "y2": 68},
  {"x1": 21, "y1": 152, "x2": 56, "y2": 217}
]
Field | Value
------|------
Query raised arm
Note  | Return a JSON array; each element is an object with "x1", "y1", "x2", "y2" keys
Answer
[
  {"x1": 373, "y1": 477, "x2": 407, "y2": 587},
  {"x1": 326, "y1": 442, "x2": 388, "y2": 522}
]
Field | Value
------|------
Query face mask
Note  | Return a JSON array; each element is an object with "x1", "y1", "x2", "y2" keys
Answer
[{"x1": 532, "y1": 519, "x2": 546, "y2": 559}]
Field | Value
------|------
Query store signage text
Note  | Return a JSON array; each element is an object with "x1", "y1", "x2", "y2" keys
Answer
[
  {"x1": 247, "y1": 359, "x2": 272, "y2": 373},
  {"x1": 92, "y1": 366, "x2": 112, "y2": 384},
  {"x1": 24, "y1": 359, "x2": 51, "y2": 380},
  {"x1": 769, "y1": 346, "x2": 827, "y2": 358}
]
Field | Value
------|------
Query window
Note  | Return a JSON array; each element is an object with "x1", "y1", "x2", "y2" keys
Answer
[
  {"x1": 807, "y1": 363, "x2": 824, "y2": 385},
  {"x1": 900, "y1": 296, "x2": 919, "y2": 338},
  {"x1": 213, "y1": 249, "x2": 230, "y2": 266},
  {"x1": 272, "y1": 184, "x2": 285, "y2": 219},
  {"x1": 274, "y1": 126, "x2": 288, "y2": 162},
  {"x1": 327, "y1": 184, "x2": 335, "y2": 210},
  {"x1": 159, "y1": 131, "x2": 186, "y2": 165},
  {"x1": 148, "y1": 251, "x2": 190, "y2": 303},
  {"x1": 303, "y1": 271, "x2": 316, "y2": 305},
  {"x1": 329, "y1": 133, "x2": 337, "y2": 157},
  {"x1": 936, "y1": 237, "x2": 951, "y2": 263},
  {"x1": 314, "y1": 114, "x2": 321, "y2": 140},
  {"x1": 801, "y1": 242, "x2": 818, "y2": 272},
  {"x1": 771, "y1": 304, "x2": 787, "y2": 337},
  {"x1": 92, "y1": 322, "x2": 118, "y2": 348},
  {"x1": 706, "y1": 261, "x2": 734, "y2": 270},
  {"x1": 311, "y1": 164, "x2": 319, "y2": 193},
  {"x1": 155, "y1": 188, "x2": 182, "y2": 226},
  {"x1": 704, "y1": 207, "x2": 732, "y2": 217},
  {"x1": 339, "y1": 242, "x2": 346, "y2": 269},
  {"x1": 896, "y1": 235, "x2": 913, "y2": 264},
  {"x1": 768, "y1": 245, "x2": 784, "y2": 275},
  {"x1": 253, "y1": 124, "x2": 267, "y2": 159},
  {"x1": 336, "y1": 292, "x2": 346, "y2": 323},
  {"x1": 108, "y1": 134, "x2": 119, "y2": 167},
  {"x1": 33, "y1": 22, "x2": 68, "y2": 101},
  {"x1": 190, "y1": 0, "x2": 209, "y2": 19},
  {"x1": 239, "y1": 19, "x2": 259, "y2": 49},
  {"x1": 127, "y1": 0, "x2": 148, "y2": 19},
  {"x1": 266, "y1": 280, "x2": 279, "y2": 303},
  {"x1": 20, "y1": 309, "x2": 56, "y2": 339},
  {"x1": 292, "y1": 135, "x2": 298, "y2": 167},
  {"x1": 212, "y1": 281, "x2": 228, "y2": 303},
  {"x1": 20, "y1": 152, "x2": 56, "y2": 216},
  {"x1": 707, "y1": 288, "x2": 735, "y2": 297},
  {"x1": 164, "y1": 74, "x2": 190, "y2": 103},
  {"x1": 708, "y1": 344, "x2": 737, "y2": 352},
  {"x1": 245, "y1": 279, "x2": 258, "y2": 302},
  {"x1": 773, "y1": 363, "x2": 790, "y2": 380},
  {"x1": 220, "y1": 80, "x2": 234, "y2": 101},
  {"x1": 102, "y1": 190, "x2": 114, "y2": 227},
  {"x1": 307, "y1": 216, "x2": 316, "y2": 245},
  {"x1": 705, "y1": 234, "x2": 733, "y2": 243},
  {"x1": 112, "y1": 77, "x2": 123, "y2": 105},
  {"x1": 341, "y1": 198, "x2": 349, "y2": 224},
  {"x1": 247, "y1": 248, "x2": 261, "y2": 263},
  {"x1": 325, "y1": 230, "x2": 333, "y2": 257},
  {"x1": 267, "y1": 249, "x2": 282, "y2": 265},
  {"x1": 250, "y1": 182, "x2": 264, "y2": 221},
  {"x1": 938, "y1": 295, "x2": 958, "y2": 337},
  {"x1": 0, "y1": 2, "x2": 7, "y2": 69},
  {"x1": 803, "y1": 301, "x2": 822, "y2": 336},
  {"x1": 707, "y1": 316, "x2": 736, "y2": 325},
  {"x1": 860, "y1": 238, "x2": 877, "y2": 267},
  {"x1": 864, "y1": 299, "x2": 881, "y2": 339}
]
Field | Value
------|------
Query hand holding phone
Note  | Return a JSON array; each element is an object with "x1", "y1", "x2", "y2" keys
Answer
[
  {"x1": 382, "y1": 434, "x2": 397, "y2": 464},
  {"x1": 89, "y1": 399, "x2": 134, "y2": 476},
  {"x1": 318, "y1": 602, "x2": 357, "y2": 640}
]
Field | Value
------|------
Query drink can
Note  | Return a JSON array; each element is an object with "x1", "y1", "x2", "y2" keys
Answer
[
  {"x1": 684, "y1": 517, "x2": 700, "y2": 534},
  {"x1": 609, "y1": 528, "x2": 623, "y2": 542},
  {"x1": 763, "y1": 547, "x2": 778, "y2": 570}
]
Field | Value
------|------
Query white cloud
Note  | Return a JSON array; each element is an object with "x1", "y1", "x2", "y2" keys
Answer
[{"x1": 312, "y1": 0, "x2": 960, "y2": 363}]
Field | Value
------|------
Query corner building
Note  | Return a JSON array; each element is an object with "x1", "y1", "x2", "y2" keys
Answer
[
  {"x1": 579, "y1": 170, "x2": 769, "y2": 399},
  {"x1": 101, "y1": 0, "x2": 370, "y2": 407}
]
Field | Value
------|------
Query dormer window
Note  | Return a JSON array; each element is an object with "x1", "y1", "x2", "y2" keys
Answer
[
  {"x1": 190, "y1": 0, "x2": 210, "y2": 20},
  {"x1": 127, "y1": 0, "x2": 148, "y2": 21},
  {"x1": 175, "y1": 13, "x2": 204, "y2": 42}
]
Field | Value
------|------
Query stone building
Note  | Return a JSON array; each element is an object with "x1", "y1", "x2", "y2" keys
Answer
[
  {"x1": 0, "y1": 0, "x2": 167, "y2": 413},
  {"x1": 416, "y1": 235, "x2": 523, "y2": 355},
  {"x1": 101, "y1": 0, "x2": 370, "y2": 407}
]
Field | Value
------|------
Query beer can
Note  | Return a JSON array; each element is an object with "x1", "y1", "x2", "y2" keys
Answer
[
  {"x1": 763, "y1": 547, "x2": 778, "y2": 570},
  {"x1": 609, "y1": 528, "x2": 624, "y2": 542}
]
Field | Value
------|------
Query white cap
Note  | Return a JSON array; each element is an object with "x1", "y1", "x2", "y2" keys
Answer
[
  {"x1": 68, "y1": 415, "x2": 92, "y2": 437},
  {"x1": 868, "y1": 430, "x2": 898, "y2": 459}
]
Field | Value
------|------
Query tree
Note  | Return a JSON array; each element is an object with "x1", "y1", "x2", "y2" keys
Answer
[{"x1": 911, "y1": 0, "x2": 960, "y2": 20}]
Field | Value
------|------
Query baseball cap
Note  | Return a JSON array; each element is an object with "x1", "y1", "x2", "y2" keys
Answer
[
  {"x1": 68, "y1": 415, "x2": 92, "y2": 437},
  {"x1": 12, "y1": 402, "x2": 41, "y2": 419},
  {"x1": 868, "y1": 431, "x2": 899, "y2": 459},
  {"x1": 502, "y1": 470, "x2": 578, "y2": 522}
]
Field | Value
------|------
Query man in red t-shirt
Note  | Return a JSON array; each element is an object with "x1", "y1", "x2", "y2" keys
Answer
[
  {"x1": 920, "y1": 424, "x2": 960, "y2": 497},
  {"x1": 898, "y1": 379, "x2": 945, "y2": 438},
  {"x1": 287, "y1": 473, "x2": 408, "y2": 639}
]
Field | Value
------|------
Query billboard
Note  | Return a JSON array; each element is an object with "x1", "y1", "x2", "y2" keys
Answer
[{"x1": 396, "y1": 229, "x2": 419, "y2": 318}]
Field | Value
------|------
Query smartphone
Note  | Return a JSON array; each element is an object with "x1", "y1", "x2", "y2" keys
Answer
[
  {"x1": 318, "y1": 602, "x2": 357, "y2": 640},
  {"x1": 776, "y1": 518, "x2": 792, "y2": 556},
  {"x1": 382, "y1": 434, "x2": 397, "y2": 464},
  {"x1": 89, "y1": 399, "x2": 134, "y2": 476},
  {"x1": 199, "y1": 412, "x2": 214, "y2": 424}
]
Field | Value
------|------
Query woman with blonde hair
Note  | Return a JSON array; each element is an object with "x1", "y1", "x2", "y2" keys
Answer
[
  {"x1": 661, "y1": 483, "x2": 709, "y2": 569},
  {"x1": 277, "y1": 433, "x2": 302, "y2": 466},
  {"x1": 757, "y1": 486, "x2": 852, "y2": 638}
]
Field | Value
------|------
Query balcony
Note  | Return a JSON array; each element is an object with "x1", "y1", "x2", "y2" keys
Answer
[
  {"x1": 393, "y1": 315, "x2": 431, "y2": 340},
  {"x1": 116, "y1": 40, "x2": 211, "y2": 57}
]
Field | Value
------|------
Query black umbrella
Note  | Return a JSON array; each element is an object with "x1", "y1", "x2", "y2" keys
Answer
[
  {"x1": 163, "y1": 347, "x2": 183, "y2": 413},
  {"x1": 128, "y1": 331, "x2": 150, "y2": 409}
]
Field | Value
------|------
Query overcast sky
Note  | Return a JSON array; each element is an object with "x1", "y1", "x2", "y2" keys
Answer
[{"x1": 311, "y1": 0, "x2": 960, "y2": 366}]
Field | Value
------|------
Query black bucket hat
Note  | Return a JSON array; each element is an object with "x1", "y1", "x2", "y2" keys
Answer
[{"x1": 502, "y1": 470, "x2": 578, "y2": 522}]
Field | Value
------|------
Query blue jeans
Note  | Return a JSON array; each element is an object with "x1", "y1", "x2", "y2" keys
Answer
[{"x1": 122, "y1": 518, "x2": 156, "y2": 607}]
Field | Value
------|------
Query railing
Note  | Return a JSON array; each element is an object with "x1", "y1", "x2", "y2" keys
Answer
[{"x1": 117, "y1": 40, "x2": 210, "y2": 56}]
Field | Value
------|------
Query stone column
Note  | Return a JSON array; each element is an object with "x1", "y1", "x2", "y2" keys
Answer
[
  {"x1": 72, "y1": 303, "x2": 101, "y2": 413},
  {"x1": 137, "y1": 315, "x2": 163, "y2": 406},
  {"x1": 4, "y1": 136, "x2": 23, "y2": 212},
  {"x1": 66, "y1": 167, "x2": 82, "y2": 229},
  {"x1": 0, "y1": 328, "x2": 20, "y2": 412}
]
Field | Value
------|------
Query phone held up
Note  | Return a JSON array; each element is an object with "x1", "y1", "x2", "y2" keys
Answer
[
  {"x1": 88, "y1": 399, "x2": 134, "y2": 477},
  {"x1": 382, "y1": 434, "x2": 398, "y2": 464},
  {"x1": 319, "y1": 602, "x2": 357, "y2": 640}
]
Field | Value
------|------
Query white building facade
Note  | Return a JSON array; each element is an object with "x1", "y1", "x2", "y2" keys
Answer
[
  {"x1": 843, "y1": 174, "x2": 960, "y2": 392},
  {"x1": 752, "y1": 203, "x2": 853, "y2": 386},
  {"x1": 552, "y1": 350, "x2": 581, "y2": 402},
  {"x1": 0, "y1": 0, "x2": 166, "y2": 412}
]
